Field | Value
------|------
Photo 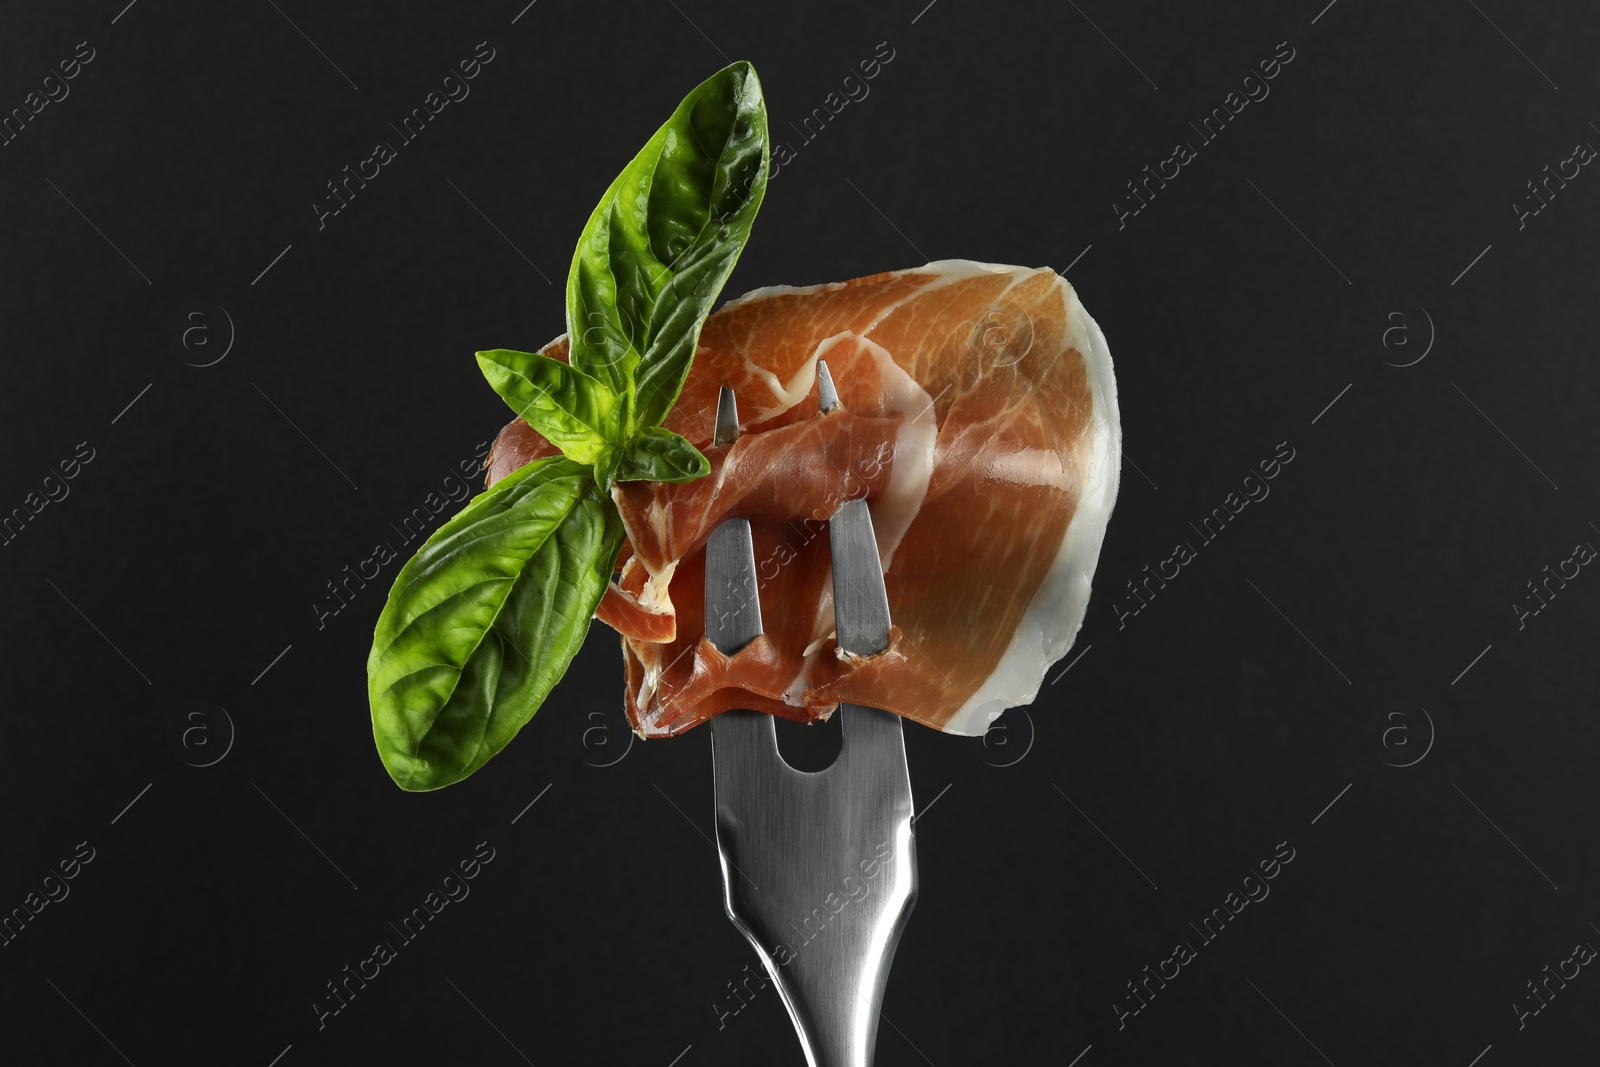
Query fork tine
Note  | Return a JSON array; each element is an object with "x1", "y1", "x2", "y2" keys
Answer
[
  {"x1": 704, "y1": 517, "x2": 764, "y2": 655},
  {"x1": 828, "y1": 498, "x2": 890, "y2": 658},
  {"x1": 706, "y1": 384, "x2": 780, "y2": 781},
  {"x1": 827, "y1": 500, "x2": 908, "y2": 776},
  {"x1": 816, "y1": 358, "x2": 841, "y2": 414},
  {"x1": 705, "y1": 386, "x2": 763, "y2": 654},
  {"x1": 714, "y1": 384, "x2": 740, "y2": 446}
]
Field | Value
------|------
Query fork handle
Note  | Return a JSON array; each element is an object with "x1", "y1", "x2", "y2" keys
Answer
[{"x1": 713, "y1": 705, "x2": 918, "y2": 1067}]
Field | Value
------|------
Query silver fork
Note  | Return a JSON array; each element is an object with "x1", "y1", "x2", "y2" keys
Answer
[{"x1": 704, "y1": 363, "x2": 919, "y2": 1067}]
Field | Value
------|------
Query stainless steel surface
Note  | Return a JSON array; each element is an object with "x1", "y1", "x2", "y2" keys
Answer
[
  {"x1": 714, "y1": 383, "x2": 740, "y2": 446},
  {"x1": 816, "y1": 358, "x2": 840, "y2": 414},
  {"x1": 827, "y1": 498, "x2": 891, "y2": 658},
  {"x1": 704, "y1": 516, "x2": 764, "y2": 656},
  {"x1": 707, "y1": 380, "x2": 918, "y2": 1067}
]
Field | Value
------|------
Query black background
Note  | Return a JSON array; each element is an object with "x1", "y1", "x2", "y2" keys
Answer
[{"x1": 3, "y1": 0, "x2": 1598, "y2": 1063}]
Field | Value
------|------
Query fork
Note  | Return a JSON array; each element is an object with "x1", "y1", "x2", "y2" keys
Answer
[{"x1": 704, "y1": 362, "x2": 919, "y2": 1067}]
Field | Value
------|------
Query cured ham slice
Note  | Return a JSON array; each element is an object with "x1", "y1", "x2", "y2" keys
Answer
[{"x1": 486, "y1": 261, "x2": 1120, "y2": 737}]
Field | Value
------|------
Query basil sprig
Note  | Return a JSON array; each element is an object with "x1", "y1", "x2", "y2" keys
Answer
[{"x1": 369, "y1": 61, "x2": 768, "y2": 790}]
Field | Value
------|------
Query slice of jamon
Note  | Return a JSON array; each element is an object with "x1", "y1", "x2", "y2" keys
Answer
[{"x1": 486, "y1": 260, "x2": 1120, "y2": 737}]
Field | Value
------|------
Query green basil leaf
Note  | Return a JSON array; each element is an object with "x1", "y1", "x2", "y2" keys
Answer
[
  {"x1": 566, "y1": 60, "x2": 769, "y2": 429},
  {"x1": 369, "y1": 456, "x2": 623, "y2": 791},
  {"x1": 613, "y1": 426, "x2": 711, "y2": 483},
  {"x1": 475, "y1": 349, "x2": 622, "y2": 466}
]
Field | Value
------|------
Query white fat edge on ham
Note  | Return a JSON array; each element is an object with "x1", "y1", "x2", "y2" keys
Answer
[
  {"x1": 636, "y1": 644, "x2": 660, "y2": 716},
  {"x1": 941, "y1": 273, "x2": 1121, "y2": 735},
  {"x1": 638, "y1": 559, "x2": 677, "y2": 613}
]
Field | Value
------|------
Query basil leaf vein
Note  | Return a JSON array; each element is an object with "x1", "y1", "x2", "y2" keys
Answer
[
  {"x1": 613, "y1": 426, "x2": 711, "y2": 483},
  {"x1": 369, "y1": 456, "x2": 622, "y2": 791},
  {"x1": 566, "y1": 60, "x2": 769, "y2": 431},
  {"x1": 475, "y1": 348, "x2": 622, "y2": 465}
]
